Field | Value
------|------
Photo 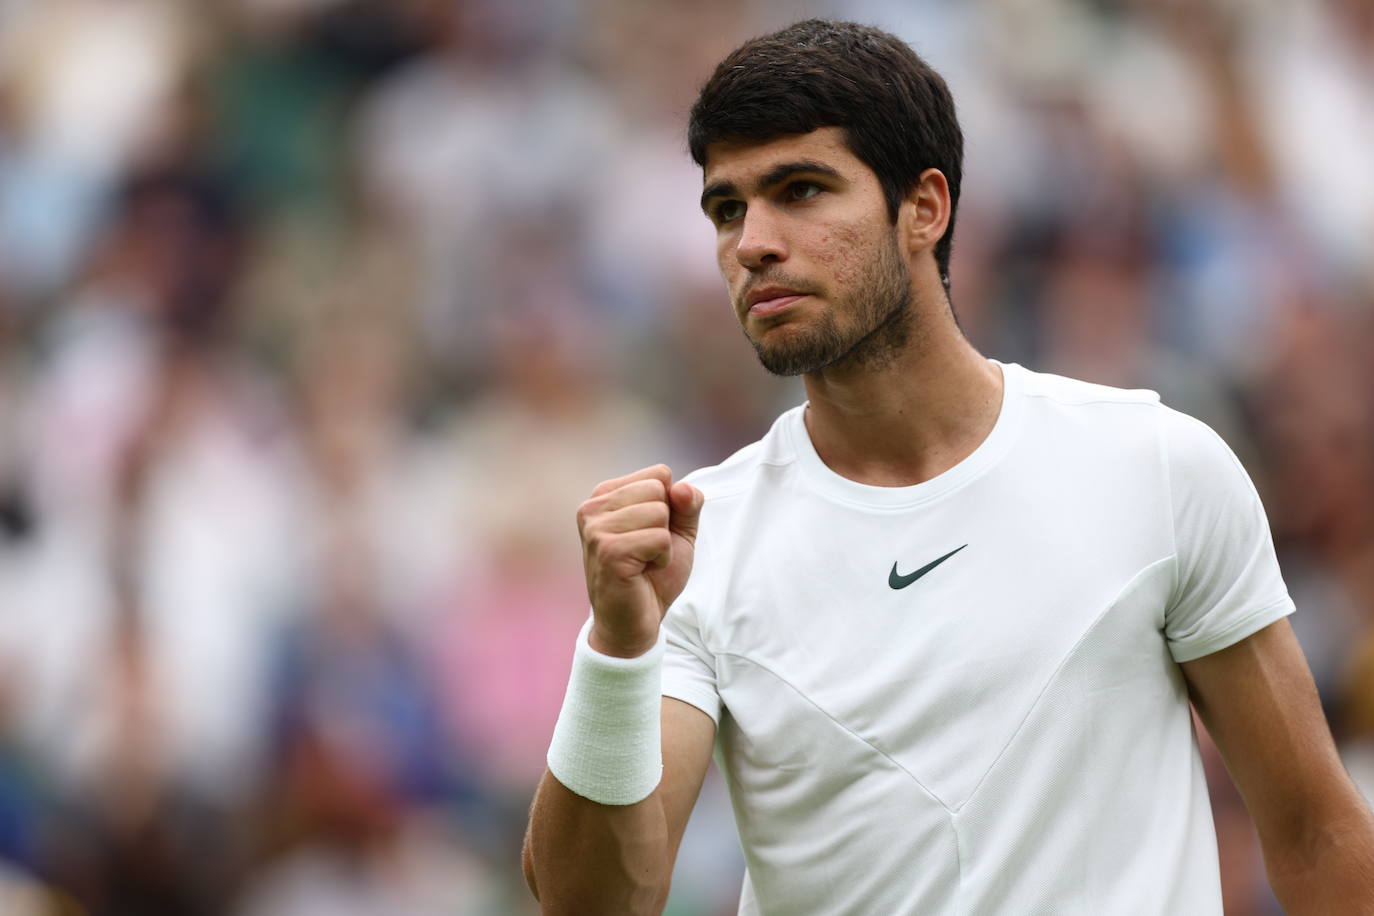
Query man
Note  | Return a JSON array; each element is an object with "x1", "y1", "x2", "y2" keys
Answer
[{"x1": 523, "y1": 19, "x2": 1374, "y2": 915}]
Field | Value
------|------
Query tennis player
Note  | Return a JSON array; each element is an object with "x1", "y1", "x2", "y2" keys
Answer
[{"x1": 524, "y1": 19, "x2": 1374, "y2": 914}]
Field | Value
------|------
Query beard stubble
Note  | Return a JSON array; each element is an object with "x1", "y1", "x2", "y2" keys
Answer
[{"x1": 744, "y1": 229, "x2": 914, "y2": 377}]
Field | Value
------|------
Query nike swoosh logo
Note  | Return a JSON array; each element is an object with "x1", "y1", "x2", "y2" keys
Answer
[{"x1": 889, "y1": 544, "x2": 968, "y2": 590}]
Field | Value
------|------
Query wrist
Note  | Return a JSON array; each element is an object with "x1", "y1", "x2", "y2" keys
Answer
[
  {"x1": 589, "y1": 620, "x2": 661, "y2": 659},
  {"x1": 547, "y1": 618, "x2": 666, "y2": 806}
]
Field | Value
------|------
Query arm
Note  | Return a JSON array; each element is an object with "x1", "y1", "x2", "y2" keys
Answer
[
  {"x1": 524, "y1": 698, "x2": 715, "y2": 914},
  {"x1": 1182, "y1": 619, "x2": 1374, "y2": 912},
  {"x1": 523, "y1": 465, "x2": 711, "y2": 914}
]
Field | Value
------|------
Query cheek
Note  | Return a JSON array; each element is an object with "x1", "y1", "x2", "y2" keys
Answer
[
  {"x1": 716, "y1": 246, "x2": 749, "y2": 314},
  {"x1": 716, "y1": 240, "x2": 739, "y2": 285},
  {"x1": 716, "y1": 237, "x2": 734, "y2": 268},
  {"x1": 814, "y1": 222, "x2": 871, "y2": 289}
]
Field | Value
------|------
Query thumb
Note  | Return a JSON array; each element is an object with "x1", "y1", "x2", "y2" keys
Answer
[{"x1": 668, "y1": 482, "x2": 704, "y2": 542}]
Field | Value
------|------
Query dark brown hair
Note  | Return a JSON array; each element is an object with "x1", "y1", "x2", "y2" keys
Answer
[{"x1": 689, "y1": 19, "x2": 963, "y2": 286}]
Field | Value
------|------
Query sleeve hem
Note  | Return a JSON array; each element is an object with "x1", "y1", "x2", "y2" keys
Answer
[
  {"x1": 1168, "y1": 596, "x2": 1296, "y2": 663},
  {"x1": 661, "y1": 685, "x2": 721, "y2": 725}
]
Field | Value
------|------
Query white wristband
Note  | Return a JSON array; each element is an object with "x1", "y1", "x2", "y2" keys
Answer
[{"x1": 547, "y1": 618, "x2": 665, "y2": 806}]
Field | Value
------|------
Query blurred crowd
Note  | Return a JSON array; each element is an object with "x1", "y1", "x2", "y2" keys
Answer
[{"x1": 0, "y1": 0, "x2": 1369, "y2": 913}]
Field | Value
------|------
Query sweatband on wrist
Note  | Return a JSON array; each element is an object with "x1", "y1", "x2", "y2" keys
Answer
[{"x1": 547, "y1": 618, "x2": 665, "y2": 806}]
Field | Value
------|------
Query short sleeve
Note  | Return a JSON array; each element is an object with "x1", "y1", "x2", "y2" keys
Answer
[
  {"x1": 1162, "y1": 407, "x2": 1294, "y2": 663},
  {"x1": 661, "y1": 594, "x2": 721, "y2": 724}
]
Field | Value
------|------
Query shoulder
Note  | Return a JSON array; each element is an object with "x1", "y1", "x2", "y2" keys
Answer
[
  {"x1": 1011, "y1": 363, "x2": 1252, "y2": 496},
  {"x1": 681, "y1": 404, "x2": 805, "y2": 504},
  {"x1": 1014, "y1": 364, "x2": 1162, "y2": 411},
  {"x1": 1009, "y1": 363, "x2": 1248, "y2": 481},
  {"x1": 1155, "y1": 404, "x2": 1250, "y2": 483},
  {"x1": 1009, "y1": 363, "x2": 1168, "y2": 455}
]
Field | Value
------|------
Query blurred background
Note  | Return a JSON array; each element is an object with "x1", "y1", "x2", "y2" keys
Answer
[{"x1": 0, "y1": 0, "x2": 1369, "y2": 913}]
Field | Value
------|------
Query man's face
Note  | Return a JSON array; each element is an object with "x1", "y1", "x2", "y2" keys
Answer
[{"x1": 700, "y1": 127, "x2": 912, "y2": 377}]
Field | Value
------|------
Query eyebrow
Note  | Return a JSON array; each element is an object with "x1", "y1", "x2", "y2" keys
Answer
[{"x1": 699, "y1": 160, "x2": 844, "y2": 214}]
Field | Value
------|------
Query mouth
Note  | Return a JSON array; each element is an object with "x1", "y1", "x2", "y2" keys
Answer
[{"x1": 745, "y1": 287, "x2": 808, "y2": 318}]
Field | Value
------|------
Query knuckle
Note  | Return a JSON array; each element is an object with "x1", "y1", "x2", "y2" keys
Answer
[
  {"x1": 582, "y1": 520, "x2": 606, "y2": 551},
  {"x1": 576, "y1": 496, "x2": 606, "y2": 531}
]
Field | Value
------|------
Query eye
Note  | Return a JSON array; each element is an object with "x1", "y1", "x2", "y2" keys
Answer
[
  {"x1": 787, "y1": 182, "x2": 821, "y2": 202},
  {"x1": 715, "y1": 200, "x2": 745, "y2": 224}
]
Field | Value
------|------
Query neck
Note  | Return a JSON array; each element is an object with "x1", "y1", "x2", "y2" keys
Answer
[{"x1": 800, "y1": 297, "x2": 1003, "y2": 487}]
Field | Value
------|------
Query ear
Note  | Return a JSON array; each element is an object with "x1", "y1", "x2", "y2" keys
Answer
[{"x1": 900, "y1": 168, "x2": 951, "y2": 258}]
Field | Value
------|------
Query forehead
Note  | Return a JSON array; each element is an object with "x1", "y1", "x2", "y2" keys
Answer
[{"x1": 701, "y1": 126, "x2": 866, "y2": 187}]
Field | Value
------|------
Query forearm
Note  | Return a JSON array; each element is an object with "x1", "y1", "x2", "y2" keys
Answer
[
  {"x1": 1265, "y1": 806, "x2": 1374, "y2": 914},
  {"x1": 525, "y1": 467, "x2": 709, "y2": 912},
  {"x1": 524, "y1": 768, "x2": 671, "y2": 915},
  {"x1": 524, "y1": 618, "x2": 671, "y2": 914}
]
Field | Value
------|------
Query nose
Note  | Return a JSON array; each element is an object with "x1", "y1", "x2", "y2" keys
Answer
[{"x1": 734, "y1": 206, "x2": 787, "y2": 269}]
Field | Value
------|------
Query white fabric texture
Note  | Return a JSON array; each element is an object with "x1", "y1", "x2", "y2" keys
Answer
[
  {"x1": 548, "y1": 618, "x2": 665, "y2": 806},
  {"x1": 661, "y1": 361, "x2": 1294, "y2": 915}
]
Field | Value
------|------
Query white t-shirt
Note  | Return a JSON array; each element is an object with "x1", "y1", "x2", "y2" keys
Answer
[{"x1": 662, "y1": 361, "x2": 1293, "y2": 915}]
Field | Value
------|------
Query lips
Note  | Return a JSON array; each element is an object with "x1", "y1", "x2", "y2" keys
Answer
[{"x1": 745, "y1": 286, "x2": 808, "y2": 317}]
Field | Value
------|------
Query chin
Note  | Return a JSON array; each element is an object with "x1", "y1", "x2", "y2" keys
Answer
[{"x1": 751, "y1": 335, "x2": 836, "y2": 378}]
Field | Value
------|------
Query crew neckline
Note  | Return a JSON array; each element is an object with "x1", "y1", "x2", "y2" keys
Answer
[{"x1": 786, "y1": 360, "x2": 1025, "y2": 510}]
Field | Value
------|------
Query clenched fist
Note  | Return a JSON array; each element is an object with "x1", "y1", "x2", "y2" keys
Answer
[{"x1": 576, "y1": 464, "x2": 704, "y2": 658}]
